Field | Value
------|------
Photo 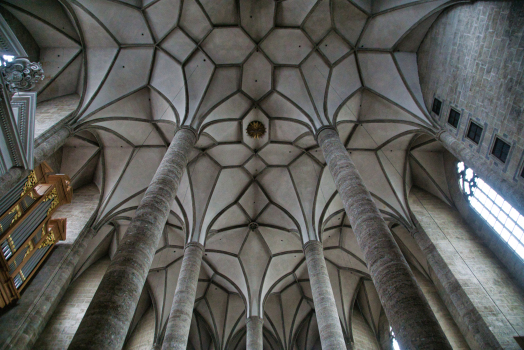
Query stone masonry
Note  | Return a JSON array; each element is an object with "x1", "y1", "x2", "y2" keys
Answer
[
  {"x1": 34, "y1": 94, "x2": 79, "y2": 139},
  {"x1": 419, "y1": 1, "x2": 524, "y2": 187},
  {"x1": 124, "y1": 307, "x2": 156, "y2": 350},
  {"x1": 410, "y1": 187, "x2": 524, "y2": 349},
  {"x1": 33, "y1": 257, "x2": 111, "y2": 350}
]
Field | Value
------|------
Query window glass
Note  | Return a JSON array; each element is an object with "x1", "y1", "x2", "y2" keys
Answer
[
  {"x1": 466, "y1": 122, "x2": 483, "y2": 144},
  {"x1": 458, "y1": 162, "x2": 524, "y2": 260},
  {"x1": 448, "y1": 109, "x2": 460, "y2": 128},
  {"x1": 432, "y1": 98, "x2": 442, "y2": 116},
  {"x1": 492, "y1": 138, "x2": 510, "y2": 163}
]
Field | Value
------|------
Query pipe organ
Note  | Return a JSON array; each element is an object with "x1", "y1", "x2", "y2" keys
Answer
[{"x1": 0, "y1": 162, "x2": 71, "y2": 307}]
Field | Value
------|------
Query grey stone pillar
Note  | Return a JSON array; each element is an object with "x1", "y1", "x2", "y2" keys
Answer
[
  {"x1": 0, "y1": 125, "x2": 70, "y2": 199},
  {"x1": 161, "y1": 242, "x2": 204, "y2": 350},
  {"x1": 438, "y1": 130, "x2": 524, "y2": 215},
  {"x1": 303, "y1": 241, "x2": 346, "y2": 350},
  {"x1": 318, "y1": 128, "x2": 452, "y2": 350},
  {"x1": 246, "y1": 316, "x2": 263, "y2": 350},
  {"x1": 68, "y1": 128, "x2": 197, "y2": 350}
]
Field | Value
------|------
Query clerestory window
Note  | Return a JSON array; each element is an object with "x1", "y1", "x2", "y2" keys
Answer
[
  {"x1": 458, "y1": 162, "x2": 524, "y2": 260},
  {"x1": 432, "y1": 98, "x2": 442, "y2": 116},
  {"x1": 466, "y1": 122, "x2": 483, "y2": 144},
  {"x1": 447, "y1": 108, "x2": 461, "y2": 128},
  {"x1": 391, "y1": 327, "x2": 401, "y2": 350},
  {"x1": 491, "y1": 137, "x2": 511, "y2": 163}
]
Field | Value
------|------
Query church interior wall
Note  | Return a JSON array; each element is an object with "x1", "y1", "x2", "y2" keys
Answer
[
  {"x1": 351, "y1": 307, "x2": 380, "y2": 350},
  {"x1": 123, "y1": 306, "x2": 156, "y2": 350},
  {"x1": 410, "y1": 186, "x2": 524, "y2": 349},
  {"x1": 1, "y1": 0, "x2": 524, "y2": 349},
  {"x1": 34, "y1": 256, "x2": 111, "y2": 350},
  {"x1": 411, "y1": 264, "x2": 469, "y2": 350},
  {"x1": 419, "y1": 1, "x2": 524, "y2": 193}
]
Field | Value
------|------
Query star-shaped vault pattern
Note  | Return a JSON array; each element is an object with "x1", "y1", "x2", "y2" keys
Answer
[{"x1": 1, "y1": 0, "x2": 468, "y2": 348}]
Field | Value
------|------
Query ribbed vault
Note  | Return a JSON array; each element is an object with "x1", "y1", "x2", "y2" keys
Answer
[{"x1": 1, "y1": 0, "x2": 470, "y2": 349}]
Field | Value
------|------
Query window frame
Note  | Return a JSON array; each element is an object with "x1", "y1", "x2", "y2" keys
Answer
[
  {"x1": 447, "y1": 108, "x2": 461, "y2": 129},
  {"x1": 432, "y1": 98, "x2": 442, "y2": 116},
  {"x1": 466, "y1": 121, "x2": 483, "y2": 145},
  {"x1": 491, "y1": 136, "x2": 511, "y2": 164}
]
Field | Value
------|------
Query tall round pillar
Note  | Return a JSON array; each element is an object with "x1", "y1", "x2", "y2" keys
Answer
[
  {"x1": 318, "y1": 127, "x2": 451, "y2": 350},
  {"x1": 68, "y1": 128, "x2": 197, "y2": 350},
  {"x1": 246, "y1": 316, "x2": 263, "y2": 350},
  {"x1": 162, "y1": 242, "x2": 204, "y2": 350},
  {"x1": 304, "y1": 240, "x2": 346, "y2": 350}
]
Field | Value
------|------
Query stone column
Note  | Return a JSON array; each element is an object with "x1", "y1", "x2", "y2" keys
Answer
[
  {"x1": 246, "y1": 316, "x2": 263, "y2": 350},
  {"x1": 68, "y1": 128, "x2": 197, "y2": 350},
  {"x1": 303, "y1": 241, "x2": 346, "y2": 350},
  {"x1": 0, "y1": 125, "x2": 70, "y2": 199},
  {"x1": 438, "y1": 130, "x2": 524, "y2": 215},
  {"x1": 318, "y1": 127, "x2": 452, "y2": 350},
  {"x1": 161, "y1": 242, "x2": 204, "y2": 350}
]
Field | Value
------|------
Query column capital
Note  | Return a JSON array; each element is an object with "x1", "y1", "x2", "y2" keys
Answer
[
  {"x1": 246, "y1": 316, "x2": 264, "y2": 325},
  {"x1": 303, "y1": 239, "x2": 322, "y2": 252},
  {"x1": 176, "y1": 125, "x2": 198, "y2": 142},
  {"x1": 185, "y1": 241, "x2": 204, "y2": 252},
  {"x1": 315, "y1": 126, "x2": 338, "y2": 141},
  {"x1": 435, "y1": 129, "x2": 447, "y2": 141}
]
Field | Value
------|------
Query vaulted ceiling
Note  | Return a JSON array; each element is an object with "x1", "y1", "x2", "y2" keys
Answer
[{"x1": 1, "y1": 0, "x2": 467, "y2": 348}]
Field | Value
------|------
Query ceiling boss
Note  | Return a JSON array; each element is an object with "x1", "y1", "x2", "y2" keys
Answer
[{"x1": 246, "y1": 121, "x2": 266, "y2": 139}]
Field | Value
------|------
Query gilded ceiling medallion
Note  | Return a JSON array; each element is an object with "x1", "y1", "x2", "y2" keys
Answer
[{"x1": 246, "y1": 121, "x2": 266, "y2": 139}]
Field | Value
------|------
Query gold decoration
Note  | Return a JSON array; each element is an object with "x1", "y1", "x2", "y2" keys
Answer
[
  {"x1": 44, "y1": 188, "x2": 59, "y2": 216},
  {"x1": 7, "y1": 236, "x2": 16, "y2": 253},
  {"x1": 246, "y1": 121, "x2": 266, "y2": 139},
  {"x1": 9, "y1": 205, "x2": 22, "y2": 225},
  {"x1": 20, "y1": 271, "x2": 26, "y2": 281},
  {"x1": 20, "y1": 171, "x2": 37, "y2": 198},
  {"x1": 40, "y1": 232, "x2": 55, "y2": 248},
  {"x1": 23, "y1": 241, "x2": 34, "y2": 259}
]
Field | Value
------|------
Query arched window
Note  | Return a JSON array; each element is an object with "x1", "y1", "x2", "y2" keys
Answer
[
  {"x1": 391, "y1": 327, "x2": 401, "y2": 350},
  {"x1": 457, "y1": 162, "x2": 524, "y2": 259}
]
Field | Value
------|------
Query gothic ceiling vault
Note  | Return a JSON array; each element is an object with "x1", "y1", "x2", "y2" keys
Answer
[{"x1": 0, "y1": 0, "x2": 467, "y2": 348}]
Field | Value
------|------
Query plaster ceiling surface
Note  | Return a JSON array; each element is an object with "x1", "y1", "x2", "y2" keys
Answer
[{"x1": 1, "y1": 0, "x2": 465, "y2": 348}]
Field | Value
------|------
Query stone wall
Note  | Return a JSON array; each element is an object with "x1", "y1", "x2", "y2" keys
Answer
[
  {"x1": 52, "y1": 183, "x2": 100, "y2": 245},
  {"x1": 419, "y1": 1, "x2": 524, "y2": 186},
  {"x1": 35, "y1": 94, "x2": 80, "y2": 139},
  {"x1": 33, "y1": 257, "x2": 110, "y2": 350},
  {"x1": 123, "y1": 307, "x2": 156, "y2": 350},
  {"x1": 412, "y1": 267, "x2": 469, "y2": 349},
  {"x1": 352, "y1": 308, "x2": 380, "y2": 350},
  {"x1": 410, "y1": 187, "x2": 524, "y2": 349}
]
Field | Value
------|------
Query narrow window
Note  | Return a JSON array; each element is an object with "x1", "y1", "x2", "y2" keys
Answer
[
  {"x1": 432, "y1": 98, "x2": 442, "y2": 116},
  {"x1": 390, "y1": 327, "x2": 401, "y2": 350},
  {"x1": 466, "y1": 122, "x2": 483, "y2": 144},
  {"x1": 447, "y1": 109, "x2": 460, "y2": 128},
  {"x1": 492, "y1": 137, "x2": 511, "y2": 163},
  {"x1": 458, "y1": 162, "x2": 524, "y2": 260}
]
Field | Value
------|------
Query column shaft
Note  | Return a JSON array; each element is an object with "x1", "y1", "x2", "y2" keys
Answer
[
  {"x1": 304, "y1": 241, "x2": 346, "y2": 350},
  {"x1": 318, "y1": 128, "x2": 451, "y2": 350},
  {"x1": 161, "y1": 242, "x2": 204, "y2": 350},
  {"x1": 439, "y1": 131, "x2": 524, "y2": 215},
  {"x1": 68, "y1": 128, "x2": 196, "y2": 350},
  {"x1": 246, "y1": 316, "x2": 263, "y2": 350}
]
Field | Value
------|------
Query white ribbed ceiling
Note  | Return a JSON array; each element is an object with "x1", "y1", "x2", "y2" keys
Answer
[{"x1": 1, "y1": 0, "x2": 465, "y2": 348}]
